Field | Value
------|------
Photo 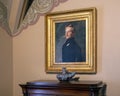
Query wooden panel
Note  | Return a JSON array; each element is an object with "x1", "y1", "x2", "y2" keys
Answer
[
  {"x1": 19, "y1": 80, "x2": 107, "y2": 96},
  {"x1": 28, "y1": 89, "x2": 89, "y2": 96}
]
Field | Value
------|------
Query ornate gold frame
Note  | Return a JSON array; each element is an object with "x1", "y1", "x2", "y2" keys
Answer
[{"x1": 45, "y1": 8, "x2": 97, "y2": 74}]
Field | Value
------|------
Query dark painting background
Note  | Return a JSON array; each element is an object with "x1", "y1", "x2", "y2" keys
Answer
[{"x1": 55, "y1": 20, "x2": 86, "y2": 62}]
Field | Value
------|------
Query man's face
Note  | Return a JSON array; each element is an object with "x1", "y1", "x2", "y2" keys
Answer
[{"x1": 65, "y1": 27, "x2": 74, "y2": 39}]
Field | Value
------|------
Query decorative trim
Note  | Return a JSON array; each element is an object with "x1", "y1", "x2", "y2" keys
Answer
[
  {"x1": 0, "y1": 0, "x2": 68, "y2": 36},
  {"x1": 0, "y1": 1, "x2": 11, "y2": 36},
  {"x1": 13, "y1": 0, "x2": 68, "y2": 36}
]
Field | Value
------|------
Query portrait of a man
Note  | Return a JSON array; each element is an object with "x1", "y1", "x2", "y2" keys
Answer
[
  {"x1": 55, "y1": 21, "x2": 86, "y2": 63},
  {"x1": 62, "y1": 24, "x2": 82, "y2": 62}
]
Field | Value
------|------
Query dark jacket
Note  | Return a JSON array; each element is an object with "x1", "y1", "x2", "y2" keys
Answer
[{"x1": 62, "y1": 37, "x2": 82, "y2": 62}]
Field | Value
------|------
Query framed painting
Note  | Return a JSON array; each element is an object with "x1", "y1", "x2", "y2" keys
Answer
[{"x1": 45, "y1": 7, "x2": 97, "y2": 74}]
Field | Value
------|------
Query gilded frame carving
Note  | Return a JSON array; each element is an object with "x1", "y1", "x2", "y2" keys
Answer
[{"x1": 45, "y1": 8, "x2": 97, "y2": 74}]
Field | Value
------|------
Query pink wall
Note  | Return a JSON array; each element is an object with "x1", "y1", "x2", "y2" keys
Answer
[
  {"x1": 13, "y1": 0, "x2": 120, "y2": 96},
  {"x1": 0, "y1": 28, "x2": 13, "y2": 96}
]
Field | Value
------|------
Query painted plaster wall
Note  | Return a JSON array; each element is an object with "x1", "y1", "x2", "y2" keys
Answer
[
  {"x1": 0, "y1": 28, "x2": 13, "y2": 96},
  {"x1": 13, "y1": 0, "x2": 120, "y2": 96}
]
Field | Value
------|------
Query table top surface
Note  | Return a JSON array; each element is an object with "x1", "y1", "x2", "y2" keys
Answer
[
  {"x1": 19, "y1": 80, "x2": 107, "y2": 90},
  {"x1": 20, "y1": 80, "x2": 103, "y2": 87}
]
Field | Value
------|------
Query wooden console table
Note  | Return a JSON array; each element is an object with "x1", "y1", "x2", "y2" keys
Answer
[{"x1": 19, "y1": 80, "x2": 107, "y2": 96}]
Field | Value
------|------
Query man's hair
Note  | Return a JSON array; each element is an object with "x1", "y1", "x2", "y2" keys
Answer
[{"x1": 65, "y1": 24, "x2": 75, "y2": 33}]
